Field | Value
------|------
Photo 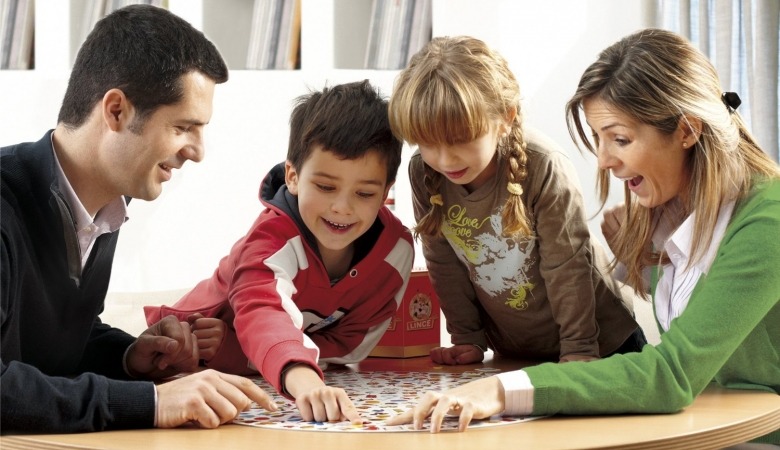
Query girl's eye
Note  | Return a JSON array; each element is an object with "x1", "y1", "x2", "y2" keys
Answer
[
  {"x1": 615, "y1": 138, "x2": 630, "y2": 146},
  {"x1": 316, "y1": 184, "x2": 335, "y2": 192},
  {"x1": 357, "y1": 192, "x2": 376, "y2": 199}
]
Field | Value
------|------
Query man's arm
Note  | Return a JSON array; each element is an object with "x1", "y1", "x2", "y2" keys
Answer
[{"x1": 1, "y1": 359, "x2": 155, "y2": 433}]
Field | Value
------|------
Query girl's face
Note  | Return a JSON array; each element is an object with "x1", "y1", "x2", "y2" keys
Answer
[
  {"x1": 417, "y1": 127, "x2": 502, "y2": 193},
  {"x1": 584, "y1": 97, "x2": 693, "y2": 208}
]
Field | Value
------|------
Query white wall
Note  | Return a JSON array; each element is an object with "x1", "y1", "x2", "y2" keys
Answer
[{"x1": 0, "y1": 0, "x2": 653, "y2": 293}]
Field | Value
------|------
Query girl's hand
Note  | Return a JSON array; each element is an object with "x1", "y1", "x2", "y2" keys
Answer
[
  {"x1": 385, "y1": 375, "x2": 505, "y2": 432},
  {"x1": 430, "y1": 344, "x2": 485, "y2": 365}
]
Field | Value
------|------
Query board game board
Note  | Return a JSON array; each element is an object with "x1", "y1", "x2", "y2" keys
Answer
[{"x1": 233, "y1": 368, "x2": 537, "y2": 432}]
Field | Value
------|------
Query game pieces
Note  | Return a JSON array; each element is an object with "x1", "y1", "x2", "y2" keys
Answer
[{"x1": 234, "y1": 368, "x2": 537, "y2": 432}]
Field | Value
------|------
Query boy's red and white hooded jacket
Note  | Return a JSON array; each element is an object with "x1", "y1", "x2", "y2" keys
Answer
[{"x1": 145, "y1": 163, "x2": 414, "y2": 395}]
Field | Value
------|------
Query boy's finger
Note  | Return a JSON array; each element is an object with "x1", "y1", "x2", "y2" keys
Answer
[{"x1": 340, "y1": 399, "x2": 363, "y2": 424}]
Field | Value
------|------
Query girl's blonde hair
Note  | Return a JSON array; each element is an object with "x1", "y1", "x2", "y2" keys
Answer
[
  {"x1": 565, "y1": 28, "x2": 780, "y2": 293},
  {"x1": 388, "y1": 35, "x2": 531, "y2": 238}
]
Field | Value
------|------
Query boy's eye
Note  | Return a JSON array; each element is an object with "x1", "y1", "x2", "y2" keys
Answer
[
  {"x1": 315, "y1": 184, "x2": 335, "y2": 192},
  {"x1": 357, "y1": 192, "x2": 376, "y2": 199}
]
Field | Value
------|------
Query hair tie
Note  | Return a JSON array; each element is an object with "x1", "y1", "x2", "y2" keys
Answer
[
  {"x1": 430, "y1": 194, "x2": 444, "y2": 206},
  {"x1": 721, "y1": 92, "x2": 741, "y2": 112},
  {"x1": 507, "y1": 182, "x2": 523, "y2": 196}
]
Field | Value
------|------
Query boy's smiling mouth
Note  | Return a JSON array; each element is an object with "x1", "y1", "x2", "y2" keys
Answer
[{"x1": 323, "y1": 218, "x2": 354, "y2": 231}]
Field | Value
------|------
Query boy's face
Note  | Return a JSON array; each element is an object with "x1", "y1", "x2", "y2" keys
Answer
[{"x1": 285, "y1": 145, "x2": 391, "y2": 259}]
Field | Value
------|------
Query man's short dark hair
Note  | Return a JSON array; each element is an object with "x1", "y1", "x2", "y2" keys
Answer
[{"x1": 57, "y1": 4, "x2": 228, "y2": 129}]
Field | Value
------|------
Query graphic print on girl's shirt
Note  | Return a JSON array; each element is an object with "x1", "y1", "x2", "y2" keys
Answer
[{"x1": 441, "y1": 203, "x2": 537, "y2": 310}]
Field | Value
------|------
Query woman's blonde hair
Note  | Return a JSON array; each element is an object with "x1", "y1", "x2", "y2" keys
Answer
[
  {"x1": 388, "y1": 35, "x2": 531, "y2": 238},
  {"x1": 565, "y1": 28, "x2": 780, "y2": 293}
]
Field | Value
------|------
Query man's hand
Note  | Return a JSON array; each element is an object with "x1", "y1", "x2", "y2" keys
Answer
[
  {"x1": 155, "y1": 369, "x2": 277, "y2": 428},
  {"x1": 125, "y1": 315, "x2": 198, "y2": 379},
  {"x1": 430, "y1": 344, "x2": 485, "y2": 365}
]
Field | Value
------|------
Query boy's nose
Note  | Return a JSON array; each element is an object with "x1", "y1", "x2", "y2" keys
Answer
[{"x1": 331, "y1": 194, "x2": 353, "y2": 214}]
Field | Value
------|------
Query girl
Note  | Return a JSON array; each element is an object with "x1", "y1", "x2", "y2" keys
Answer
[
  {"x1": 388, "y1": 36, "x2": 645, "y2": 366},
  {"x1": 388, "y1": 29, "x2": 780, "y2": 447}
]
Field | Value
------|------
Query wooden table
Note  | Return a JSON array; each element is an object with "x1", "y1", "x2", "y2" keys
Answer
[{"x1": 2, "y1": 356, "x2": 779, "y2": 450}]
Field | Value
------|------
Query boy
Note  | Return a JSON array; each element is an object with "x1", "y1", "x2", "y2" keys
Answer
[{"x1": 145, "y1": 80, "x2": 414, "y2": 423}]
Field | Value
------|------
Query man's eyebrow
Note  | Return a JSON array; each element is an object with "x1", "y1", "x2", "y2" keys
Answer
[{"x1": 177, "y1": 119, "x2": 208, "y2": 126}]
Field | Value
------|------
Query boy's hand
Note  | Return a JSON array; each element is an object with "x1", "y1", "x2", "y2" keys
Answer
[
  {"x1": 188, "y1": 313, "x2": 226, "y2": 362},
  {"x1": 155, "y1": 369, "x2": 277, "y2": 428},
  {"x1": 126, "y1": 315, "x2": 199, "y2": 379},
  {"x1": 283, "y1": 365, "x2": 362, "y2": 424},
  {"x1": 430, "y1": 344, "x2": 484, "y2": 365}
]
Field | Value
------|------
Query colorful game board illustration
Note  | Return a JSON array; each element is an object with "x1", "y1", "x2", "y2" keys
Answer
[{"x1": 233, "y1": 368, "x2": 538, "y2": 432}]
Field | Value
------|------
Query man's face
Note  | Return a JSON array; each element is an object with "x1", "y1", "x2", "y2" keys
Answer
[
  {"x1": 106, "y1": 71, "x2": 215, "y2": 201},
  {"x1": 285, "y1": 145, "x2": 391, "y2": 261}
]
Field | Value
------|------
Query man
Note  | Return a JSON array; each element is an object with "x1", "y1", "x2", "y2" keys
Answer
[{"x1": 1, "y1": 5, "x2": 274, "y2": 433}]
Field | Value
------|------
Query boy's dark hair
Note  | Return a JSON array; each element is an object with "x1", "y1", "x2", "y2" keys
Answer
[
  {"x1": 57, "y1": 4, "x2": 228, "y2": 130},
  {"x1": 287, "y1": 80, "x2": 402, "y2": 185}
]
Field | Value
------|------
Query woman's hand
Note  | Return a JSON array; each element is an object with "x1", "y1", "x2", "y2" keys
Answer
[
  {"x1": 600, "y1": 203, "x2": 626, "y2": 255},
  {"x1": 385, "y1": 375, "x2": 505, "y2": 432}
]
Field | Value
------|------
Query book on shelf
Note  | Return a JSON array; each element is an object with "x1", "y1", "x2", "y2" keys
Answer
[
  {"x1": 364, "y1": 0, "x2": 431, "y2": 70},
  {"x1": 1, "y1": 0, "x2": 34, "y2": 70},
  {"x1": 246, "y1": 0, "x2": 301, "y2": 70},
  {"x1": 78, "y1": 0, "x2": 166, "y2": 54}
]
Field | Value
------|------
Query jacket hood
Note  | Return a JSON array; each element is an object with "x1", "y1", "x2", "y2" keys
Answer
[{"x1": 259, "y1": 161, "x2": 306, "y2": 229}]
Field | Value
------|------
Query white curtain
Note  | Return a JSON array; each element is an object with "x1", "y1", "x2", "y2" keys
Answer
[{"x1": 652, "y1": 0, "x2": 779, "y2": 161}]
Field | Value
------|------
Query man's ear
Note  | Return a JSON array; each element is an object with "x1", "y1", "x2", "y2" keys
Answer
[
  {"x1": 102, "y1": 89, "x2": 132, "y2": 132},
  {"x1": 679, "y1": 115, "x2": 703, "y2": 149},
  {"x1": 284, "y1": 161, "x2": 299, "y2": 195}
]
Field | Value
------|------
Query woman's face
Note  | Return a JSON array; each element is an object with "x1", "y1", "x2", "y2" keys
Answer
[{"x1": 584, "y1": 98, "x2": 693, "y2": 208}]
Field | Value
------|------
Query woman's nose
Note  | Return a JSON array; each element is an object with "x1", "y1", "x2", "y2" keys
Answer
[{"x1": 597, "y1": 144, "x2": 618, "y2": 170}]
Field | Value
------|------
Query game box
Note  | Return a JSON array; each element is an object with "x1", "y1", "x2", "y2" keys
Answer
[{"x1": 369, "y1": 269, "x2": 440, "y2": 358}]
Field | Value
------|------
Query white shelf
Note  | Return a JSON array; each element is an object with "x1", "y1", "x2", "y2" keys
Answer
[{"x1": 1, "y1": 0, "x2": 650, "y2": 292}]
